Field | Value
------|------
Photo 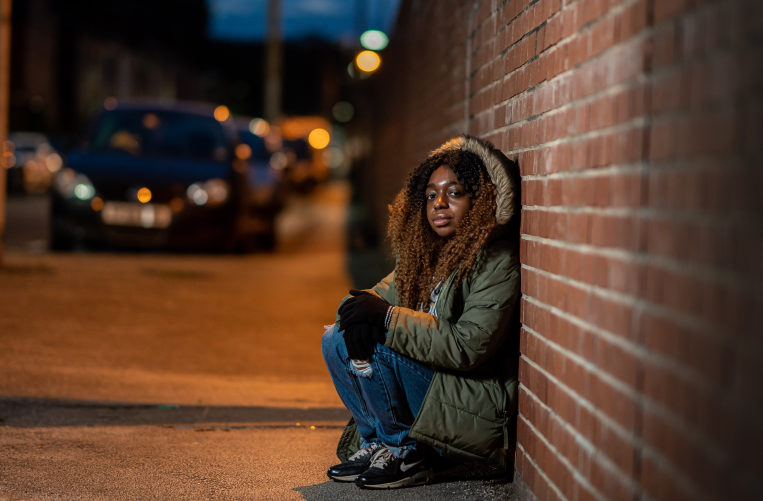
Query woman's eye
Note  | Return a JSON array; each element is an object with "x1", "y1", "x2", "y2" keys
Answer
[
  {"x1": 448, "y1": 189, "x2": 462, "y2": 197},
  {"x1": 426, "y1": 192, "x2": 436, "y2": 200}
]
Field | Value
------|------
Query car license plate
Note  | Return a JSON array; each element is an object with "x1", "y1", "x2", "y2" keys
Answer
[{"x1": 101, "y1": 202, "x2": 172, "y2": 229}]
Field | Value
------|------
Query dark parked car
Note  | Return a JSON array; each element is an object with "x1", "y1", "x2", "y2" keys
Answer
[
  {"x1": 50, "y1": 102, "x2": 277, "y2": 252},
  {"x1": 5, "y1": 132, "x2": 62, "y2": 194},
  {"x1": 235, "y1": 122, "x2": 286, "y2": 249}
]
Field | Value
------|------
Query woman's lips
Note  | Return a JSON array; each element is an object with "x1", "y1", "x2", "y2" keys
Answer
[{"x1": 432, "y1": 215, "x2": 451, "y2": 227}]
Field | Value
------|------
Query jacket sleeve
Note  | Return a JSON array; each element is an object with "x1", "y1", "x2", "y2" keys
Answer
[
  {"x1": 335, "y1": 271, "x2": 397, "y2": 326},
  {"x1": 370, "y1": 271, "x2": 397, "y2": 305},
  {"x1": 384, "y1": 250, "x2": 519, "y2": 371}
]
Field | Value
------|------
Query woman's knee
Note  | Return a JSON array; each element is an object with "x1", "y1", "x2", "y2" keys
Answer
[{"x1": 321, "y1": 324, "x2": 343, "y2": 362}]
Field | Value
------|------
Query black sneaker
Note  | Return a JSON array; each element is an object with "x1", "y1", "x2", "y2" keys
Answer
[
  {"x1": 327, "y1": 443, "x2": 384, "y2": 482},
  {"x1": 355, "y1": 447, "x2": 434, "y2": 489}
]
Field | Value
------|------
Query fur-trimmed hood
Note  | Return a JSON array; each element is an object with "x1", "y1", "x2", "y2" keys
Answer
[{"x1": 427, "y1": 135, "x2": 519, "y2": 225}]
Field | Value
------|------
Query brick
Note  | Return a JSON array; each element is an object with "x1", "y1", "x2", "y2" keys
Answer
[
  {"x1": 566, "y1": 211, "x2": 590, "y2": 243},
  {"x1": 651, "y1": 68, "x2": 690, "y2": 114},
  {"x1": 652, "y1": 22, "x2": 679, "y2": 70},
  {"x1": 523, "y1": 209, "x2": 566, "y2": 240},
  {"x1": 475, "y1": 0, "x2": 493, "y2": 26},
  {"x1": 560, "y1": 3, "x2": 578, "y2": 39},
  {"x1": 501, "y1": 0, "x2": 526, "y2": 27},
  {"x1": 589, "y1": 10, "x2": 616, "y2": 57},
  {"x1": 525, "y1": 265, "x2": 641, "y2": 341},
  {"x1": 640, "y1": 452, "x2": 697, "y2": 501},
  {"x1": 616, "y1": 0, "x2": 649, "y2": 42},
  {"x1": 522, "y1": 179, "x2": 540, "y2": 206},
  {"x1": 516, "y1": 446, "x2": 565, "y2": 501},
  {"x1": 642, "y1": 410, "x2": 721, "y2": 492},
  {"x1": 518, "y1": 416, "x2": 578, "y2": 499},
  {"x1": 654, "y1": 0, "x2": 692, "y2": 24},
  {"x1": 589, "y1": 212, "x2": 643, "y2": 250},
  {"x1": 570, "y1": 38, "x2": 647, "y2": 101},
  {"x1": 643, "y1": 215, "x2": 727, "y2": 267},
  {"x1": 524, "y1": 294, "x2": 642, "y2": 389},
  {"x1": 568, "y1": 30, "x2": 592, "y2": 68},
  {"x1": 642, "y1": 360, "x2": 702, "y2": 420},
  {"x1": 589, "y1": 455, "x2": 635, "y2": 501},
  {"x1": 523, "y1": 327, "x2": 639, "y2": 431},
  {"x1": 520, "y1": 358, "x2": 638, "y2": 476}
]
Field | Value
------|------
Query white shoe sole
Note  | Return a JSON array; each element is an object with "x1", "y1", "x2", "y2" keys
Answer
[{"x1": 356, "y1": 468, "x2": 433, "y2": 489}]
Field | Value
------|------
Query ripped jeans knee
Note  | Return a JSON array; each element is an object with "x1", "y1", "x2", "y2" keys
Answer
[{"x1": 350, "y1": 359, "x2": 373, "y2": 377}]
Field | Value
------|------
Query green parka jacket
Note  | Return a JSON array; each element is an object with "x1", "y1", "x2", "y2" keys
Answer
[{"x1": 336, "y1": 136, "x2": 521, "y2": 465}]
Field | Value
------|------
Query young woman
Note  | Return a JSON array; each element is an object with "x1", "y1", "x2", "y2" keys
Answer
[{"x1": 321, "y1": 135, "x2": 521, "y2": 489}]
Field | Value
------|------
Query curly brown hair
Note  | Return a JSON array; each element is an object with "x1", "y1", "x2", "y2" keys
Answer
[{"x1": 387, "y1": 148, "x2": 498, "y2": 309}]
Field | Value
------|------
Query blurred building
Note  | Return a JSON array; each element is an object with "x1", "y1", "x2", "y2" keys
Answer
[
  {"x1": 8, "y1": 0, "x2": 351, "y2": 146},
  {"x1": 9, "y1": 0, "x2": 209, "y2": 138}
]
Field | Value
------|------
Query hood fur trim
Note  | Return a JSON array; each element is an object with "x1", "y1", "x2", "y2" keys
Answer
[{"x1": 428, "y1": 135, "x2": 517, "y2": 224}]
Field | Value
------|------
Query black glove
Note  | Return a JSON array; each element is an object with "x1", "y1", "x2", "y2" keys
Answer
[
  {"x1": 343, "y1": 323, "x2": 386, "y2": 360},
  {"x1": 338, "y1": 289, "x2": 390, "y2": 328}
]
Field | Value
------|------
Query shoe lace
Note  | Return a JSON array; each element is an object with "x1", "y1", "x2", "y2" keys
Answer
[
  {"x1": 368, "y1": 448, "x2": 395, "y2": 469},
  {"x1": 348, "y1": 443, "x2": 380, "y2": 462}
]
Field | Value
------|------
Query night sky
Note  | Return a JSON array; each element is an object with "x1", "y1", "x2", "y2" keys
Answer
[{"x1": 207, "y1": 0, "x2": 401, "y2": 43}]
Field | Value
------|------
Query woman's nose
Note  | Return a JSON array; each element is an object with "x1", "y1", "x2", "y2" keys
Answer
[{"x1": 434, "y1": 194, "x2": 447, "y2": 208}]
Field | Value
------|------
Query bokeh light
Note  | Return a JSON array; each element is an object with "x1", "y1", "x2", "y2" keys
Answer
[
  {"x1": 137, "y1": 187, "x2": 152, "y2": 204},
  {"x1": 355, "y1": 50, "x2": 381, "y2": 73},
  {"x1": 213, "y1": 105, "x2": 230, "y2": 122},
  {"x1": 360, "y1": 30, "x2": 389, "y2": 51},
  {"x1": 170, "y1": 197, "x2": 185, "y2": 213},
  {"x1": 249, "y1": 118, "x2": 270, "y2": 137},
  {"x1": 323, "y1": 147, "x2": 344, "y2": 169},
  {"x1": 332, "y1": 101, "x2": 355, "y2": 123},
  {"x1": 90, "y1": 196, "x2": 104, "y2": 212},
  {"x1": 73, "y1": 182, "x2": 95, "y2": 201},
  {"x1": 235, "y1": 143, "x2": 252, "y2": 160},
  {"x1": 104, "y1": 97, "x2": 118, "y2": 110},
  {"x1": 45, "y1": 153, "x2": 63, "y2": 173},
  {"x1": 308, "y1": 128, "x2": 331, "y2": 150},
  {"x1": 142, "y1": 113, "x2": 160, "y2": 129}
]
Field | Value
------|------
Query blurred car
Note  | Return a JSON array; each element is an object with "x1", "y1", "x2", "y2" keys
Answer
[
  {"x1": 278, "y1": 116, "x2": 331, "y2": 194},
  {"x1": 234, "y1": 121, "x2": 286, "y2": 249},
  {"x1": 281, "y1": 137, "x2": 317, "y2": 194},
  {"x1": 5, "y1": 132, "x2": 62, "y2": 194},
  {"x1": 50, "y1": 101, "x2": 275, "y2": 252}
]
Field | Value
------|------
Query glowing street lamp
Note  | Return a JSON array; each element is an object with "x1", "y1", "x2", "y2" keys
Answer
[
  {"x1": 213, "y1": 105, "x2": 230, "y2": 122},
  {"x1": 355, "y1": 50, "x2": 381, "y2": 73},
  {"x1": 360, "y1": 30, "x2": 389, "y2": 51},
  {"x1": 308, "y1": 128, "x2": 330, "y2": 150}
]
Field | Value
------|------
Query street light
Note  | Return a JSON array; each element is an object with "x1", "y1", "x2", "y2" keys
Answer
[
  {"x1": 360, "y1": 30, "x2": 389, "y2": 51},
  {"x1": 355, "y1": 50, "x2": 381, "y2": 73},
  {"x1": 308, "y1": 128, "x2": 330, "y2": 150}
]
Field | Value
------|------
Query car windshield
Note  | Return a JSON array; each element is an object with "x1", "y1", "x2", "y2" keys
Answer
[{"x1": 87, "y1": 110, "x2": 230, "y2": 163}]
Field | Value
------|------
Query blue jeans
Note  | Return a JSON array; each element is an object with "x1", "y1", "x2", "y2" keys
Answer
[{"x1": 321, "y1": 324, "x2": 434, "y2": 458}]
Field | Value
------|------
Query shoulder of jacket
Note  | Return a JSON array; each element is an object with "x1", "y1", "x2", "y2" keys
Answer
[
  {"x1": 464, "y1": 239, "x2": 518, "y2": 287},
  {"x1": 480, "y1": 238, "x2": 518, "y2": 267}
]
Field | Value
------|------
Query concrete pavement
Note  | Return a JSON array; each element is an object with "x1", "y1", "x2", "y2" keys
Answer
[{"x1": 0, "y1": 182, "x2": 517, "y2": 500}]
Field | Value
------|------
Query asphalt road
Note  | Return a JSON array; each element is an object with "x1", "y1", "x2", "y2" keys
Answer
[{"x1": 0, "y1": 183, "x2": 517, "y2": 500}]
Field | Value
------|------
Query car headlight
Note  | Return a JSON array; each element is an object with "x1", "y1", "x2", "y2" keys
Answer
[
  {"x1": 54, "y1": 167, "x2": 96, "y2": 200},
  {"x1": 187, "y1": 178, "x2": 229, "y2": 207}
]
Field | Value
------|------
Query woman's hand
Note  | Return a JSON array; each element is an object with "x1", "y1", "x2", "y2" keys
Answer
[
  {"x1": 338, "y1": 289, "x2": 390, "y2": 328},
  {"x1": 342, "y1": 323, "x2": 386, "y2": 360}
]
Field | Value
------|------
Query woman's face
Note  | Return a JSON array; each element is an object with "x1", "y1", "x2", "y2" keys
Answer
[{"x1": 426, "y1": 165, "x2": 472, "y2": 238}]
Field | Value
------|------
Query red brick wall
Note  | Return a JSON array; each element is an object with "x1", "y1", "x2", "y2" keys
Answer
[{"x1": 362, "y1": 0, "x2": 763, "y2": 499}]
